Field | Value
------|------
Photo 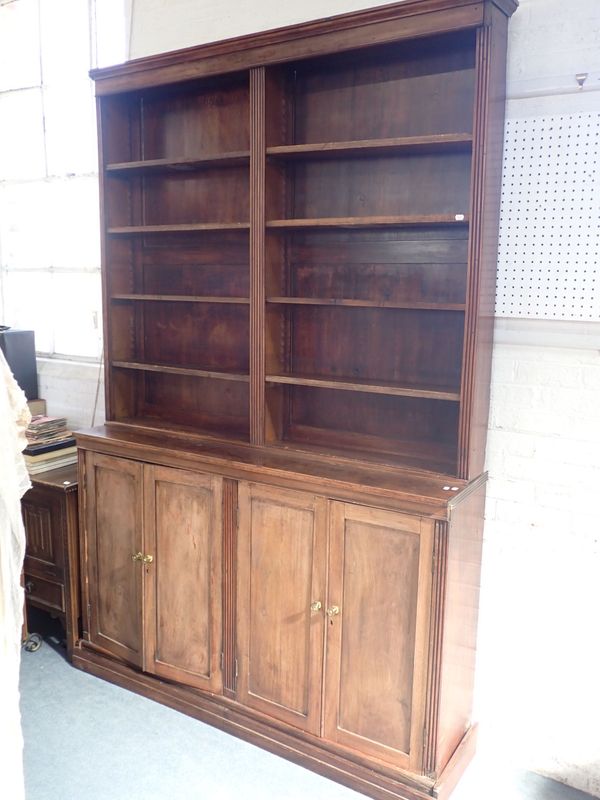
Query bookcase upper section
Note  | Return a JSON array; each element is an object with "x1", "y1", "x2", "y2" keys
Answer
[{"x1": 92, "y1": 0, "x2": 516, "y2": 480}]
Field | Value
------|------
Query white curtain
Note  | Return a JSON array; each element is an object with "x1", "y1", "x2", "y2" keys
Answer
[{"x1": 0, "y1": 349, "x2": 31, "y2": 800}]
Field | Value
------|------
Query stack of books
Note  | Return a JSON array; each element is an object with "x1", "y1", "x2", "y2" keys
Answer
[{"x1": 24, "y1": 415, "x2": 77, "y2": 475}]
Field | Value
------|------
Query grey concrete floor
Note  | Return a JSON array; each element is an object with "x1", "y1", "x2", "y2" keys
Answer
[{"x1": 19, "y1": 629, "x2": 594, "y2": 800}]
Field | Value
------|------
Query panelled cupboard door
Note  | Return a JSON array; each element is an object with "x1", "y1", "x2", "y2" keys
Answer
[
  {"x1": 143, "y1": 466, "x2": 223, "y2": 692},
  {"x1": 324, "y1": 503, "x2": 433, "y2": 772},
  {"x1": 22, "y1": 487, "x2": 66, "y2": 581},
  {"x1": 84, "y1": 452, "x2": 144, "y2": 667},
  {"x1": 237, "y1": 483, "x2": 327, "y2": 734}
]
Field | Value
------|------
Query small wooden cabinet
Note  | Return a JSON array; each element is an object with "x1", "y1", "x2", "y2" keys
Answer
[
  {"x1": 74, "y1": 3, "x2": 517, "y2": 799},
  {"x1": 22, "y1": 464, "x2": 80, "y2": 658}
]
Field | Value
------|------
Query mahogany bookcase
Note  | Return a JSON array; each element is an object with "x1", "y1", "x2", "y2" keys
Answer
[{"x1": 74, "y1": 3, "x2": 517, "y2": 798}]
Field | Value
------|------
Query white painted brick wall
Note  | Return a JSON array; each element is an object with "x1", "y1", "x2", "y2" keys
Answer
[
  {"x1": 478, "y1": 336, "x2": 600, "y2": 797},
  {"x1": 127, "y1": 0, "x2": 401, "y2": 59},
  {"x1": 36, "y1": 358, "x2": 105, "y2": 432}
]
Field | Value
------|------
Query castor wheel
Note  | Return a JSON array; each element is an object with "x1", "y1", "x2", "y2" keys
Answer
[{"x1": 23, "y1": 633, "x2": 43, "y2": 652}]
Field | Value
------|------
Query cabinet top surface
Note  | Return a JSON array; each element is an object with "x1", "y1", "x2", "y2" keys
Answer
[
  {"x1": 28, "y1": 463, "x2": 78, "y2": 491},
  {"x1": 90, "y1": 0, "x2": 517, "y2": 94},
  {"x1": 75, "y1": 426, "x2": 481, "y2": 516}
]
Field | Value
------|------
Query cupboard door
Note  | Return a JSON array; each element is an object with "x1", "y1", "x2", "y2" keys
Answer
[
  {"x1": 84, "y1": 452, "x2": 144, "y2": 667},
  {"x1": 22, "y1": 485, "x2": 66, "y2": 584},
  {"x1": 324, "y1": 503, "x2": 433, "y2": 771},
  {"x1": 237, "y1": 483, "x2": 327, "y2": 734},
  {"x1": 144, "y1": 465, "x2": 223, "y2": 693}
]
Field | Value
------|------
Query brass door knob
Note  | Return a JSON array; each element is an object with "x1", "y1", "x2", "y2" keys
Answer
[
  {"x1": 142, "y1": 554, "x2": 154, "y2": 564},
  {"x1": 131, "y1": 552, "x2": 144, "y2": 562},
  {"x1": 326, "y1": 605, "x2": 340, "y2": 617},
  {"x1": 310, "y1": 601, "x2": 322, "y2": 612}
]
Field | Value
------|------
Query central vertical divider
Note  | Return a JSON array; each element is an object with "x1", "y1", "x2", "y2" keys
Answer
[
  {"x1": 250, "y1": 67, "x2": 266, "y2": 445},
  {"x1": 222, "y1": 477, "x2": 238, "y2": 697}
]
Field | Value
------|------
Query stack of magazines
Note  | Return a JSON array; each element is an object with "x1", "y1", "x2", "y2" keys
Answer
[{"x1": 24, "y1": 415, "x2": 76, "y2": 474}]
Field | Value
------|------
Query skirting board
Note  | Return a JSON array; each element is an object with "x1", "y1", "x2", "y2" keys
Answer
[{"x1": 71, "y1": 646, "x2": 476, "y2": 800}]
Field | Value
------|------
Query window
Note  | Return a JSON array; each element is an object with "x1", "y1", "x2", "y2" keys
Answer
[{"x1": 0, "y1": 0, "x2": 126, "y2": 360}]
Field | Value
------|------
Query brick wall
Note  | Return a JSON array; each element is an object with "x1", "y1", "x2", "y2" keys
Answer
[
  {"x1": 476, "y1": 324, "x2": 600, "y2": 796},
  {"x1": 36, "y1": 358, "x2": 104, "y2": 432}
]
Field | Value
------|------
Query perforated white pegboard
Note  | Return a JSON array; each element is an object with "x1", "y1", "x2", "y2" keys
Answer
[{"x1": 496, "y1": 112, "x2": 600, "y2": 320}]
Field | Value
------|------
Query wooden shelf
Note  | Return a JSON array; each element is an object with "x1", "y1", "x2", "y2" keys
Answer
[
  {"x1": 112, "y1": 294, "x2": 250, "y2": 304},
  {"x1": 265, "y1": 372, "x2": 460, "y2": 401},
  {"x1": 112, "y1": 361, "x2": 249, "y2": 382},
  {"x1": 266, "y1": 215, "x2": 469, "y2": 229},
  {"x1": 266, "y1": 297, "x2": 465, "y2": 311},
  {"x1": 105, "y1": 418, "x2": 250, "y2": 446},
  {"x1": 277, "y1": 431, "x2": 458, "y2": 476},
  {"x1": 107, "y1": 222, "x2": 250, "y2": 235},
  {"x1": 106, "y1": 151, "x2": 250, "y2": 174},
  {"x1": 266, "y1": 133, "x2": 472, "y2": 160}
]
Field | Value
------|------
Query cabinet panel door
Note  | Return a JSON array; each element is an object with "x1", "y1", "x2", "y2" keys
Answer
[
  {"x1": 84, "y1": 452, "x2": 144, "y2": 667},
  {"x1": 22, "y1": 486, "x2": 65, "y2": 582},
  {"x1": 143, "y1": 465, "x2": 223, "y2": 692},
  {"x1": 324, "y1": 503, "x2": 433, "y2": 771},
  {"x1": 237, "y1": 483, "x2": 327, "y2": 734}
]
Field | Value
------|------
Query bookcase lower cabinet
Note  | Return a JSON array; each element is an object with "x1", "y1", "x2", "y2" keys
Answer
[
  {"x1": 76, "y1": 439, "x2": 485, "y2": 800},
  {"x1": 82, "y1": 451, "x2": 223, "y2": 692}
]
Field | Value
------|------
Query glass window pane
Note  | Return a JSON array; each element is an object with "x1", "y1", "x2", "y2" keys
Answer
[
  {"x1": 0, "y1": 0, "x2": 41, "y2": 92},
  {"x1": 44, "y1": 177, "x2": 101, "y2": 269},
  {"x1": 0, "y1": 89, "x2": 46, "y2": 181},
  {"x1": 40, "y1": 0, "x2": 91, "y2": 86},
  {"x1": 52, "y1": 271, "x2": 103, "y2": 358},
  {"x1": 0, "y1": 182, "x2": 53, "y2": 269},
  {"x1": 1, "y1": 270, "x2": 55, "y2": 353},
  {"x1": 1, "y1": 269, "x2": 102, "y2": 359},
  {"x1": 0, "y1": 2, "x2": 127, "y2": 361},
  {"x1": 94, "y1": 0, "x2": 128, "y2": 68},
  {"x1": 44, "y1": 81, "x2": 98, "y2": 176}
]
